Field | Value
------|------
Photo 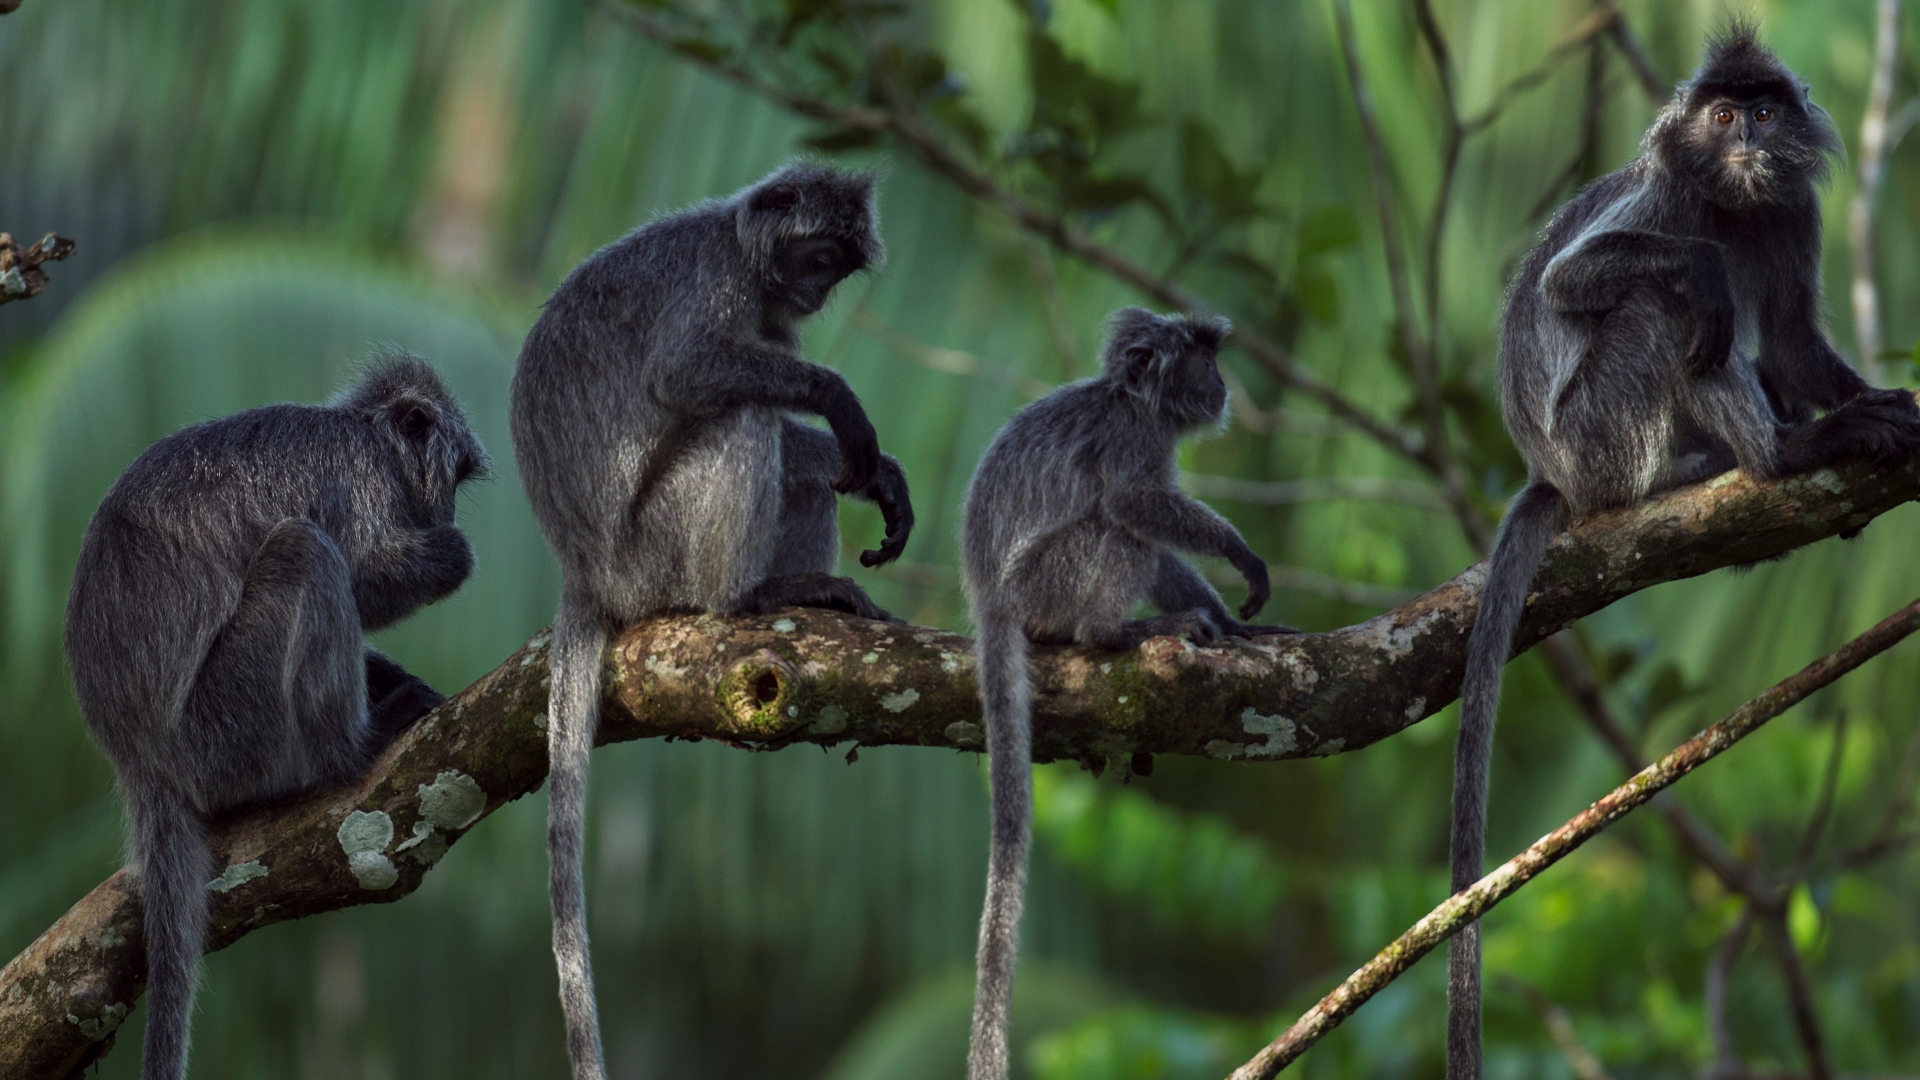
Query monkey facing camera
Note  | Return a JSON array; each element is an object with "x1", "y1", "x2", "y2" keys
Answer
[
  {"x1": 63, "y1": 353, "x2": 489, "y2": 1080},
  {"x1": 509, "y1": 160, "x2": 912, "y2": 1080},
  {"x1": 958, "y1": 307, "x2": 1295, "y2": 1080},
  {"x1": 1443, "y1": 25, "x2": 1920, "y2": 1080}
]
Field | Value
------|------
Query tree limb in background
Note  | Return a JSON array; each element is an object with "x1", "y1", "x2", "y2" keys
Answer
[
  {"x1": 1851, "y1": 0, "x2": 1902, "y2": 382},
  {"x1": 4, "y1": 445, "x2": 1918, "y2": 1078},
  {"x1": 1498, "y1": 975, "x2": 1615, "y2": 1080},
  {"x1": 1230, "y1": 592, "x2": 1920, "y2": 1079},
  {"x1": 597, "y1": 1, "x2": 1436, "y2": 473},
  {"x1": 0, "y1": 0, "x2": 21, "y2": 14},
  {"x1": 0, "y1": 233, "x2": 75, "y2": 306}
]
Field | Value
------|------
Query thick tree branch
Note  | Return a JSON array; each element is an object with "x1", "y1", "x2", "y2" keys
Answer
[
  {"x1": 4, "y1": 449, "x2": 1919, "y2": 1076},
  {"x1": 1231, "y1": 592, "x2": 1920, "y2": 1079},
  {"x1": 0, "y1": 233, "x2": 75, "y2": 306}
]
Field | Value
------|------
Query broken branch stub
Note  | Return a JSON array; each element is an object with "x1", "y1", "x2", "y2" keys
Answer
[
  {"x1": 0, "y1": 233, "x2": 76, "y2": 306},
  {"x1": 2, "y1": 451, "x2": 1917, "y2": 1078}
]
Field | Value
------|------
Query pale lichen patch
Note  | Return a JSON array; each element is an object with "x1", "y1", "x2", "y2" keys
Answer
[
  {"x1": 1239, "y1": 708, "x2": 1298, "y2": 757},
  {"x1": 206, "y1": 861, "x2": 269, "y2": 893},
  {"x1": 945, "y1": 721, "x2": 984, "y2": 747},
  {"x1": 337, "y1": 811, "x2": 399, "y2": 891},
  {"x1": 533, "y1": 711, "x2": 549, "y2": 732},
  {"x1": 809, "y1": 705, "x2": 849, "y2": 735},
  {"x1": 771, "y1": 618, "x2": 797, "y2": 633},
  {"x1": 1356, "y1": 608, "x2": 1445, "y2": 660},
  {"x1": 65, "y1": 1002, "x2": 128, "y2": 1040},
  {"x1": 1809, "y1": 468, "x2": 1845, "y2": 494},
  {"x1": 1314, "y1": 738, "x2": 1348, "y2": 756},
  {"x1": 394, "y1": 821, "x2": 450, "y2": 867},
  {"x1": 1405, "y1": 697, "x2": 1427, "y2": 721},
  {"x1": 862, "y1": 652, "x2": 881, "y2": 664},
  {"x1": 419, "y1": 771, "x2": 487, "y2": 831},
  {"x1": 879, "y1": 688, "x2": 921, "y2": 713},
  {"x1": 1205, "y1": 740, "x2": 1243, "y2": 760}
]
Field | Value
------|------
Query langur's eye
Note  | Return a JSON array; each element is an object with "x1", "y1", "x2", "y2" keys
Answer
[
  {"x1": 1714, "y1": 108, "x2": 1735, "y2": 125},
  {"x1": 813, "y1": 251, "x2": 835, "y2": 268},
  {"x1": 1754, "y1": 106, "x2": 1774, "y2": 123},
  {"x1": 398, "y1": 406, "x2": 433, "y2": 437}
]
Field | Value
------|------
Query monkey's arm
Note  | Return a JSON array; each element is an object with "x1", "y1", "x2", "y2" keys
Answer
[
  {"x1": 1148, "y1": 553, "x2": 1293, "y2": 637},
  {"x1": 1541, "y1": 230, "x2": 1733, "y2": 374},
  {"x1": 1758, "y1": 294, "x2": 1875, "y2": 412},
  {"x1": 778, "y1": 418, "x2": 913, "y2": 566},
  {"x1": 656, "y1": 335, "x2": 882, "y2": 493},
  {"x1": 352, "y1": 525, "x2": 475, "y2": 632},
  {"x1": 1103, "y1": 487, "x2": 1270, "y2": 620}
]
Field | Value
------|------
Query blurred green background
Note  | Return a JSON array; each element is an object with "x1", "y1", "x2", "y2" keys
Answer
[{"x1": 7, "y1": 0, "x2": 1920, "y2": 1077}]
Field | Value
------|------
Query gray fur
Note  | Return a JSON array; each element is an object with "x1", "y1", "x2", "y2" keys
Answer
[
  {"x1": 959, "y1": 308, "x2": 1290, "y2": 1080},
  {"x1": 1449, "y1": 26, "x2": 1920, "y2": 1078},
  {"x1": 63, "y1": 352, "x2": 487, "y2": 1080},
  {"x1": 508, "y1": 161, "x2": 913, "y2": 1080}
]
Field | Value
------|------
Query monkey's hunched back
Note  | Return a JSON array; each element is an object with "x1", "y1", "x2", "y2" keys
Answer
[
  {"x1": 510, "y1": 162, "x2": 910, "y2": 1080},
  {"x1": 1446, "y1": 26, "x2": 1920, "y2": 1080},
  {"x1": 65, "y1": 355, "x2": 487, "y2": 1080},
  {"x1": 961, "y1": 309, "x2": 1284, "y2": 1080}
]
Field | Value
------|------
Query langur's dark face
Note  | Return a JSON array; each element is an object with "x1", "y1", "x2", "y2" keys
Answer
[
  {"x1": 1125, "y1": 339, "x2": 1227, "y2": 427},
  {"x1": 1669, "y1": 87, "x2": 1833, "y2": 206},
  {"x1": 769, "y1": 236, "x2": 865, "y2": 315},
  {"x1": 386, "y1": 398, "x2": 491, "y2": 524}
]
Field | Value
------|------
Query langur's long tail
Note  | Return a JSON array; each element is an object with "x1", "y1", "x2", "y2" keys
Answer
[
  {"x1": 967, "y1": 609, "x2": 1033, "y2": 1080},
  {"x1": 548, "y1": 596, "x2": 609, "y2": 1080},
  {"x1": 1448, "y1": 481, "x2": 1565, "y2": 1080},
  {"x1": 135, "y1": 794, "x2": 211, "y2": 1080}
]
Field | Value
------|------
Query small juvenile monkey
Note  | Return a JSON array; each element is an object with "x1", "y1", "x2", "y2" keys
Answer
[
  {"x1": 510, "y1": 161, "x2": 913, "y2": 1080},
  {"x1": 1449, "y1": 26, "x2": 1920, "y2": 1079},
  {"x1": 63, "y1": 354, "x2": 488, "y2": 1080},
  {"x1": 960, "y1": 308, "x2": 1290, "y2": 1080}
]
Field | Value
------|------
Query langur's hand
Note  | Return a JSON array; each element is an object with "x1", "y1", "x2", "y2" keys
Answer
[
  {"x1": 828, "y1": 407, "x2": 883, "y2": 495},
  {"x1": 1234, "y1": 556, "x2": 1271, "y2": 621},
  {"x1": 859, "y1": 456, "x2": 915, "y2": 568},
  {"x1": 1685, "y1": 242, "x2": 1736, "y2": 377}
]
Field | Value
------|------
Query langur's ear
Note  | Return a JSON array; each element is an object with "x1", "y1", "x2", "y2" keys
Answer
[
  {"x1": 392, "y1": 399, "x2": 436, "y2": 439},
  {"x1": 749, "y1": 184, "x2": 801, "y2": 216},
  {"x1": 1121, "y1": 343, "x2": 1157, "y2": 382}
]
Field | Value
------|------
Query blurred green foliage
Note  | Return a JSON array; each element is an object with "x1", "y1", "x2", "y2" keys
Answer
[{"x1": 6, "y1": 0, "x2": 1920, "y2": 1077}]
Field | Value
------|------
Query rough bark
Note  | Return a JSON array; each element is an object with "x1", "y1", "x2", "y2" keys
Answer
[
  {"x1": 3, "y1": 452, "x2": 1917, "y2": 1077},
  {"x1": 0, "y1": 233, "x2": 75, "y2": 306}
]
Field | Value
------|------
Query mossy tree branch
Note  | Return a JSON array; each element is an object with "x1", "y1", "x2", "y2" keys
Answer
[
  {"x1": 3, "y1": 452, "x2": 1919, "y2": 1078},
  {"x1": 0, "y1": 233, "x2": 75, "y2": 306}
]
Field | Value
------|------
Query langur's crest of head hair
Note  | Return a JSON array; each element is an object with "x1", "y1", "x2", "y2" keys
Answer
[
  {"x1": 1098, "y1": 307, "x2": 1232, "y2": 427},
  {"x1": 333, "y1": 348, "x2": 492, "y2": 519},
  {"x1": 1650, "y1": 21, "x2": 1840, "y2": 206},
  {"x1": 735, "y1": 160, "x2": 886, "y2": 275}
]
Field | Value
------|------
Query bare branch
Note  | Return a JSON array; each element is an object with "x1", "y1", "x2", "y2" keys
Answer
[
  {"x1": 1851, "y1": 0, "x2": 1902, "y2": 381},
  {"x1": 1180, "y1": 471, "x2": 1448, "y2": 511},
  {"x1": 7, "y1": 451, "x2": 1920, "y2": 1075},
  {"x1": 599, "y1": 1, "x2": 1433, "y2": 474},
  {"x1": 1706, "y1": 909, "x2": 1755, "y2": 1079},
  {"x1": 1499, "y1": 975, "x2": 1614, "y2": 1080},
  {"x1": 1762, "y1": 914, "x2": 1835, "y2": 1080},
  {"x1": 1593, "y1": 0, "x2": 1668, "y2": 104},
  {"x1": 1230, "y1": 591, "x2": 1920, "y2": 1079},
  {"x1": 0, "y1": 233, "x2": 76, "y2": 306}
]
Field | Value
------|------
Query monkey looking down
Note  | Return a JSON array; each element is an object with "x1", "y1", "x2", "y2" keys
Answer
[
  {"x1": 1448, "y1": 27, "x2": 1920, "y2": 1079},
  {"x1": 509, "y1": 162, "x2": 913, "y2": 1080},
  {"x1": 960, "y1": 308, "x2": 1291, "y2": 1080},
  {"x1": 63, "y1": 355, "x2": 488, "y2": 1080}
]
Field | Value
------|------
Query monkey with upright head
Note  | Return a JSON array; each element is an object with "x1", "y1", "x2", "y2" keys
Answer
[
  {"x1": 1447, "y1": 26, "x2": 1920, "y2": 1079},
  {"x1": 510, "y1": 161, "x2": 913, "y2": 1080},
  {"x1": 64, "y1": 354, "x2": 489, "y2": 1080},
  {"x1": 960, "y1": 308, "x2": 1291, "y2": 1080}
]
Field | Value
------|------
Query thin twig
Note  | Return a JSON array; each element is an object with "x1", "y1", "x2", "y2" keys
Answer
[
  {"x1": 1706, "y1": 909, "x2": 1754, "y2": 1078},
  {"x1": 1790, "y1": 713, "x2": 1851, "y2": 876},
  {"x1": 1851, "y1": 0, "x2": 1902, "y2": 381},
  {"x1": 599, "y1": 3, "x2": 1432, "y2": 472},
  {"x1": 1499, "y1": 975, "x2": 1614, "y2": 1080},
  {"x1": 1461, "y1": 6, "x2": 1620, "y2": 135},
  {"x1": 1229, "y1": 594, "x2": 1920, "y2": 1079},
  {"x1": 1761, "y1": 913, "x2": 1835, "y2": 1080},
  {"x1": 1593, "y1": 0, "x2": 1667, "y2": 103},
  {"x1": 1332, "y1": 0, "x2": 1485, "y2": 549},
  {"x1": 1180, "y1": 471, "x2": 1448, "y2": 511},
  {"x1": 850, "y1": 304, "x2": 1054, "y2": 399}
]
